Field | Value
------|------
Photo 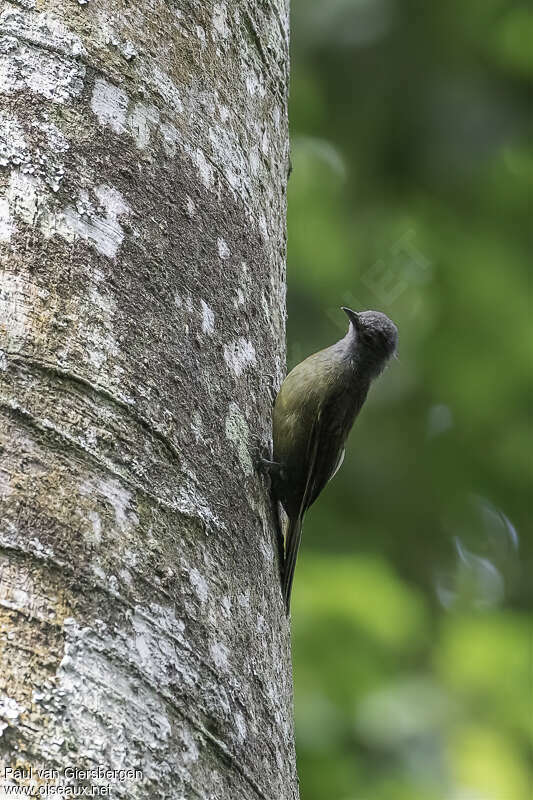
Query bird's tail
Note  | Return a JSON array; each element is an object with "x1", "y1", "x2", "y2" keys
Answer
[{"x1": 282, "y1": 515, "x2": 303, "y2": 615}]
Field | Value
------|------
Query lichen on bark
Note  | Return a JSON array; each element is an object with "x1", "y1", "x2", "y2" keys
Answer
[{"x1": 0, "y1": 0, "x2": 296, "y2": 797}]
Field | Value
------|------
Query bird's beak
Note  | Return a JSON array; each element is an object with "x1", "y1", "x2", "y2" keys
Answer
[{"x1": 341, "y1": 307, "x2": 360, "y2": 328}]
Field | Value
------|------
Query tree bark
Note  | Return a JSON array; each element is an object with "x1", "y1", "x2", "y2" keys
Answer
[{"x1": 0, "y1": 0, "x2": 296, "y2": 797}]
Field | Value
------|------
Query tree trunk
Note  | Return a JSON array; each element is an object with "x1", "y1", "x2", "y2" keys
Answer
[{"x1": 0, "y1": 0, "x2": 296, "y2": 797}]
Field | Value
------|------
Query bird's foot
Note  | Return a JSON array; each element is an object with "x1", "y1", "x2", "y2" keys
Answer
[
  {"x1": 251, "y1": 435, "x2": 281, "y2": 476},
  {"x1": 258, "y1": 457, "x2": 284, "y2": 478}
]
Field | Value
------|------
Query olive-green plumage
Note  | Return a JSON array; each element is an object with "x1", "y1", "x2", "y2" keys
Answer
[{"x1": 270, "y1": 307, "x2": 398, "y2": 613}]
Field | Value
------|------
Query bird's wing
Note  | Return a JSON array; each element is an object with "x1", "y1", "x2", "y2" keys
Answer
[
  {"x1": 301, "y1": 391, "x2": 350, "y2": 510},
  {"x1": 283, "y1": 403, "x2": 346, "y2": 613},
  {"x1": 282, "y1": 413, "x2": 320, "y2": 614}
]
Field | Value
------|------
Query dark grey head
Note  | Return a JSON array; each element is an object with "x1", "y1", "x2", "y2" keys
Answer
[{"x1": 341, "y1": 307, "x2": 398, "y2": 376}]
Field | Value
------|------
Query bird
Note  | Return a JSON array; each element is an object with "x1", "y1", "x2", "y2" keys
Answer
[{"x1": 261, "y1": 307, "x2": 398, "y2": 614}]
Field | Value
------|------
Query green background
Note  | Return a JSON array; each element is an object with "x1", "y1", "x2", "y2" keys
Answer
[{"x1": 287, "y1": 1, "x2": 532, "y2": 798}]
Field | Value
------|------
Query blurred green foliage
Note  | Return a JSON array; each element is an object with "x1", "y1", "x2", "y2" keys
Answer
[{"x1": 287, "y1": 1, "x2": 532, "y2": 798}]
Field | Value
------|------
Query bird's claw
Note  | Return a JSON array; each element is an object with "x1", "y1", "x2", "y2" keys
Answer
[{"x1": 251, "y1": 434, "x2": 272, "y2": 471}]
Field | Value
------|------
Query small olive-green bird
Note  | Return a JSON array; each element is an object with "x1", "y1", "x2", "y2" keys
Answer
[{"x1": 265, "y1": 307, "x2": 398, "y2": 614}]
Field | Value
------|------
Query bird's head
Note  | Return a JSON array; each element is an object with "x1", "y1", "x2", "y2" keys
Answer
[{"x1": 342, "y1": 307, "x2": 398, "y2": 375}]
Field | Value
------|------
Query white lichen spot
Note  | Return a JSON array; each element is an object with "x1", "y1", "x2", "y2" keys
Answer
[
  {"x1": 217, "y1": 237, "x2": 230, "y2": 259},
  {"x1": 0, "y1": 34, "x2": 85, "y2": 103},
  {"x1": 261, "y1": 291, "x2": 270, "y2": 321},
  {"x1": 234, "y1": 288, "x2": 245, "y2": 307},
  {"x1": 223, "y1": 338, "x2": 256, "y2": 377},
  {"x1": 91, "y1": 561, "x2": 106, "y2": 582},
  {"x1": 0, "y1": 111, "x2": 28, "y2": 168},
  {"x1": 212, "y1": 3, "x2": 229, "y2": 38},
  {"x1": 221, "y1": 595, "x2": 232, "y2": 617},
  {"x1": 133, "y1": 622, "x2": 151, "y2": 664},
  {"x1": 249, "y1": 147, "x2": 260, "y2": 175},
  {"x1": 0, "y1": 4, "x2": 85, "y2": 56},
  {"x1": 0, "y1": 271, "x2": 29, "y2": 348},
  {"x1": 85, "y1": 510, "x2": 102, "y2": 546},
  {"x1": 191, "y1": 411, "x2": 204, "y2": 443},
  {"x1": 184, "y1": 195, "x2": 196, "y2": 217},
  {"x1": 0, "y1": 473, "x2": 14, "y2": 501},
  {"x1": 97, "y1": 478, "x2": 138, "y2": 532},
  {"x1": 95, "y1": 182, "x2": 129, "y2": 221},
  {"x1": 0, "y1": 197, "x2": 14, "y2": 242},
  {"x1": 123, "y1": 549, "x2": 138, "y2": 568},
  {"x1": 258, "y1": 211, "x2": 268, "y2": 241},
  {"x1": 218, "y1": 103, "x2": 230, "y2": 123},
  {"x1": 198, "y1": 90, "x2": 217, "y2": 117},
  {"x1": 225, "y1": 403, "x2": 252, "y2": 475},
  {"x1": 246, "y1": 72, "x2": 265, "y2": 98},
  {"x1": 200, "y1": 300, "x2": 215, "y2": 335},
  {"x1": 194, "y1": 148, "x2": 214, "y2": 189},
  {"x1": 91, "y1": 79, "x2": 128, "y2": 134},
  {"x1": 174, "y1": 292, "x2": 192, "y2": 316},
  {"x1": 235, "y1": 711, "x2": 247, "y2": 742},
  {"x1": 188, "y1": 567, "x2": 208, "y2": 603},
  {"x1": 260, "y1": 535, "x2": 274, "y2": 564},
  {"x1": 151, "y1": 66, "x2": 183, "y2": 113},
  {"x1": 0, "y1": 35, "x2": 18, "y2": 54},
  {"x1": 127, "y1": 103, "x2": 160, "y2": 150},
  {"x1": 58, "y1": 615, "x2": 174, "y2": 764},
  {"x1": 36, "y1": 119, "x2": 69, "y2": 153},
  {"x1": 121, "y1": 40, "x2": 137, "y2": 60},
  {"x1": 2, "y1": 171, "x2": 40, "y2": 236},
  {"x1": 210, "y1": 641, "x2": 229, "y2": 670},
  {"x1": 159, "y1": 122, "x2": 180, "y2": 158},
  {"x1": 82, "y1": 278, "x2": 121, "y2": 370},
  {"x1": 181, "y1": 728, "x2": 200, "y2": 764},
  {"x1": 0, "y1": 695, "x2": 24, "y2": 734},
  {"x1": 196, "y1": 25, "x2": 206, "y2": 46},
  {"x1": 119, "y1": 568, "x2": 132, "y2": 585},
  {"x1": 28, "y1": 537, "x2": 54, "y2": 559},
  {"x1": 62, "y1": 185, "x2": 130, "y2": 258}
]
